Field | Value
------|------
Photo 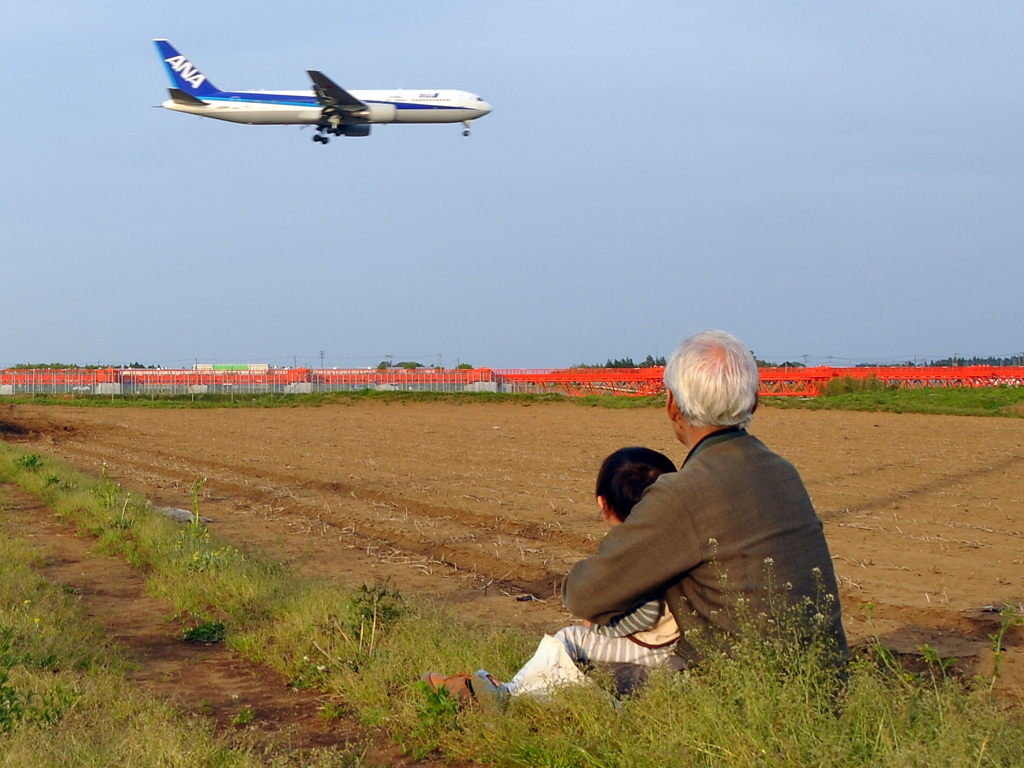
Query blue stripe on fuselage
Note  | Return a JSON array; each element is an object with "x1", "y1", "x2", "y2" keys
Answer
[
  {"x1": 203, "y1": 92, "x2": 319, "y2": 107},
  {"x1": 198, "y1": 91, "x2": 474, "y2": 110},
  {"x1": 392, "y1": 102, "x2": 472, "y2": 110}
]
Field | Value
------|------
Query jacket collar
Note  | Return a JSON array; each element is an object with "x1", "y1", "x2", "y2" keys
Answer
[{"x1": 683, "y1": 426, "x2": 746, "y2": 466}]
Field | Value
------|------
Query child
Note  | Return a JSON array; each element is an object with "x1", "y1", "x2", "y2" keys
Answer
[{"x1": 424, "y1": 447, "x2": 679, "y2": 703}]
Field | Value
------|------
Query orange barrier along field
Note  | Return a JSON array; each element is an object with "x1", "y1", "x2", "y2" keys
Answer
[{"x1": 2, "y1": 365, "x2": 1023, "y2": 398}]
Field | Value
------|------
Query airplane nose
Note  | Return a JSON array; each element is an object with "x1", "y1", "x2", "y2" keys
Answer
[{"x1": 478, "y1": 101, "x2": 492, "y2": 116}]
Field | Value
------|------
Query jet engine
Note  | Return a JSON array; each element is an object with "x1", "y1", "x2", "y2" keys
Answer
[{"x1": 362, "y1": 103, "x2": 397, "y2": 123}]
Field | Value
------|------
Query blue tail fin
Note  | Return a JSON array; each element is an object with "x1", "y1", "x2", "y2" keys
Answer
[{"x1": 153, "y1": 40, "x2": 221, "y2": 97}]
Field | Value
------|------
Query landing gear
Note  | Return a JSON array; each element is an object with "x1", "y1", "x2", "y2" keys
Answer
[
  {"x1": 463, "y1": 129, "x2": 470, "y2": 137},
  {"x1": 462, "y1": 120, "x2": 472, "y2": 137},
  {"x1": 313, "y1": 134, "x2": 329, "y2": 144}
]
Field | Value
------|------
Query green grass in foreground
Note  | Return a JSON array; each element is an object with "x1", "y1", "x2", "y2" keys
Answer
[
  {"x1": 0, "y1": 486, "x2": 358, "y2": 767},
  {"x1": 764, "y1": 386, "x2": 1024, "y2": 418},
  {"x1": 2, "y1": 444, "x2": 1023, "y2": 767}
]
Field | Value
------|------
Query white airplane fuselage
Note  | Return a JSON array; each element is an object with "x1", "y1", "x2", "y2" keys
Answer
[
  {"x1": 160, "y1": 88, "x2": 491, "y2": 126},
  {"x1": 154, "y1": 38, "x2": 491, "y2": 141}
]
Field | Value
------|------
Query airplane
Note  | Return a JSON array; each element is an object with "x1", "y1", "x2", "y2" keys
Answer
[{"x1": 154, "y1": 40, "x2": 492, "y2": 143}]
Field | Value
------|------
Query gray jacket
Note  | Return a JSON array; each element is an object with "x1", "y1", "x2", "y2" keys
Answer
[{"x1": 562, "y1": 429, "x2": 848, "y2": 661}]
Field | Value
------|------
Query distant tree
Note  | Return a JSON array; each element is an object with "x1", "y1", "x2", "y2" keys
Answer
[
  {"x1": 376, "y1": 361, "x2": 390, "y2": 370},
  {"x1": 753, "y1": 356, "x2": 804, "y2": 368},
  {"x1": 12, "y1": 363, "x2": 78, "y2": 369},
  {"x1": 572, "y1": 355, "x2": 665, "y2": 369},
  {"x1": 456, "y1": 363, "x2": 474, "y2": 369},
  {"x1": 929, "y1": 356, "x2": 1020, "y2": 367},
  {"x1": 605, "y1": 357, "x2": 636, "y2": 368},
  {"x1": 396, "y1": 361, "x2": 423, "y2": 369}
]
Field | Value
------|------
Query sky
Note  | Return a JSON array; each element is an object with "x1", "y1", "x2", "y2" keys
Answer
[{"x1": 1, "y1": 1, "x2": 1021, "y2": 369}]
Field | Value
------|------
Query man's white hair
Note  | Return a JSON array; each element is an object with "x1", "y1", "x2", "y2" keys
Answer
[{"x1": 663, "y1": 330, "x2": 759, "y2": 428}]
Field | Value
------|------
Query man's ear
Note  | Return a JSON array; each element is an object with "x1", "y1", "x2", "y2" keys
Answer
[
  {"x1": 751, "y1": 392, "x2": 759, "y2": 416},
  {"x1": 667, "y1": 390, "x2": 684, "y2": 424}
]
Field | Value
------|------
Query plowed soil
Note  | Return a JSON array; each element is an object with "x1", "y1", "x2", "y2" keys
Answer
[{"x1": 2, "y1": 401, "x2": 1022, "y2": 693}]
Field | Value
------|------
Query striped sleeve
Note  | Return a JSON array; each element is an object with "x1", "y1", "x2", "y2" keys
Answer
[{"x1": 589, "y1": 599, "x2": 663, "y2": 638}]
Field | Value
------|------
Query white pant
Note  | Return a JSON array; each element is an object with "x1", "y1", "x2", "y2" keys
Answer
[{"x1": 505, "y1": 625, "x2": 674, "y2": 697}]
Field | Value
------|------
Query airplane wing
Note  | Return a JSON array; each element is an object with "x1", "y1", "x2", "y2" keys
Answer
[{"x1": 306, "y1": 70, "x2": 367, "y2": 115}]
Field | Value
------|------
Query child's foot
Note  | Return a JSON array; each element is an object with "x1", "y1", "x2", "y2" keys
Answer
[
  {"x1": 420, "y1": 671, "x2": 476, "y2": 706},
  {"x1": 420, "y1": 670, "x2": 509, "y2": 708}
]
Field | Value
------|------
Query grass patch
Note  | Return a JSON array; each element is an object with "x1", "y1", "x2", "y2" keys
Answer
[
  {"x1": 574, "y1": 394, "x2": 665, "y2": 409},
  {"x1": 0, "y1": 486, "x2": 362, "y2": 767},
  {"x1": 765, "y1": 386, "x2": 1024, "y2": 418},
  {"x1": 2, "y1": 443, "x2": 1023, "y2": 766}
]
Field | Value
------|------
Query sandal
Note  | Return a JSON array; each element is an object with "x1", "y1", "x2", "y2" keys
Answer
[{"x1": 421, "y1": 671, "x2": 476, "y2": 706}]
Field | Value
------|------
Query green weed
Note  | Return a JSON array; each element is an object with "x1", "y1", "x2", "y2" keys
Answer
[
  {"x1": 231, "y1": 704, "x2": 255, "y2": 725},
  {"x1": 14, "y1": 454, "x2": 42, "y2": 472},
  {"x1": 90, "y1": 465, "x2": 121, "y2": 509},
  {"x1": 183, "y1": 620, "x2": 226, "y2": 644},
  {"x1": 319, "y1": 700, "x2": 345, "y2": 725},
  {"x1": 988, "y1": 602, "x2": 1023, "y2": 694}
]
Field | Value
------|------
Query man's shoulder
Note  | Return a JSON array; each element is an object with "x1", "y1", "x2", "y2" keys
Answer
[
  {"x1": 665, "y1": 433, "x2": 805, "y2": 497},
  {"x1": 678, "y1": 432, "x2": 788, "y2": 473}
]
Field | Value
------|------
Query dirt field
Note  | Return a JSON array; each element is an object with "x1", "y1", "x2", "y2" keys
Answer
[{"x1": 2, "y1": 400, "x2": 1022, "y2": 691}]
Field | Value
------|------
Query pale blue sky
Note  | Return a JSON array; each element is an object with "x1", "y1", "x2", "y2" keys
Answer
[{"x1": 1, "y1": 2, "x2": 1021, "y2": 368}]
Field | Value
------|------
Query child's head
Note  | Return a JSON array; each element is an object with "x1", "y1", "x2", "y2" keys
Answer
[{"x1": 595, "y1": 447, "x2": 676, "y2": 525}]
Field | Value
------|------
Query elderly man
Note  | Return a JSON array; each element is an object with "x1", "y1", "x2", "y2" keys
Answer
[{"x1": 562, "y1": 330, "x2": 848, "y2": 669}]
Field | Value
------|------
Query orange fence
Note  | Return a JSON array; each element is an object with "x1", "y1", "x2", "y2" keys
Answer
[
  {"x1": 494, "y1": 368, "x2": 665, "y2": 397},
  {"x1": 2, "y1": 366, "x2": 1023, "y2": 398}
]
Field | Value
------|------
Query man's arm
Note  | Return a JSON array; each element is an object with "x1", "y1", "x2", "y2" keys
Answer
[{"x1": 561, "y1": 478, "x2": 703, "y2": 624}]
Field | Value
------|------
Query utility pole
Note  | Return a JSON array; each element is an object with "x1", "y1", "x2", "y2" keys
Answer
[{"x1": 319, "y1": 350, "x2": 325, "y2": 369}]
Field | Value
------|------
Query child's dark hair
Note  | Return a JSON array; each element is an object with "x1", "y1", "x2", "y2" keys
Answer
[{"x1": 595, "y1": 447, "x2": 676, "y2": 522}]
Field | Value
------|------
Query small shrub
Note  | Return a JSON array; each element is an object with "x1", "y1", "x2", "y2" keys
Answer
[
  {"x1": 319, "y1": 701, "x2": 345, "y2": 725},
  {"x1": 90, "y1": 466, "x2": 121, "y2": 509},
  {"x1": 823, "y1": 373, "x2": 887, "y2": 396},
  {"x1": 183, "y1": 621, "x2": 225, "y2": 644},
  {"x1": 14, "y1": 454, "x2": 42, "y2": 472}
]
